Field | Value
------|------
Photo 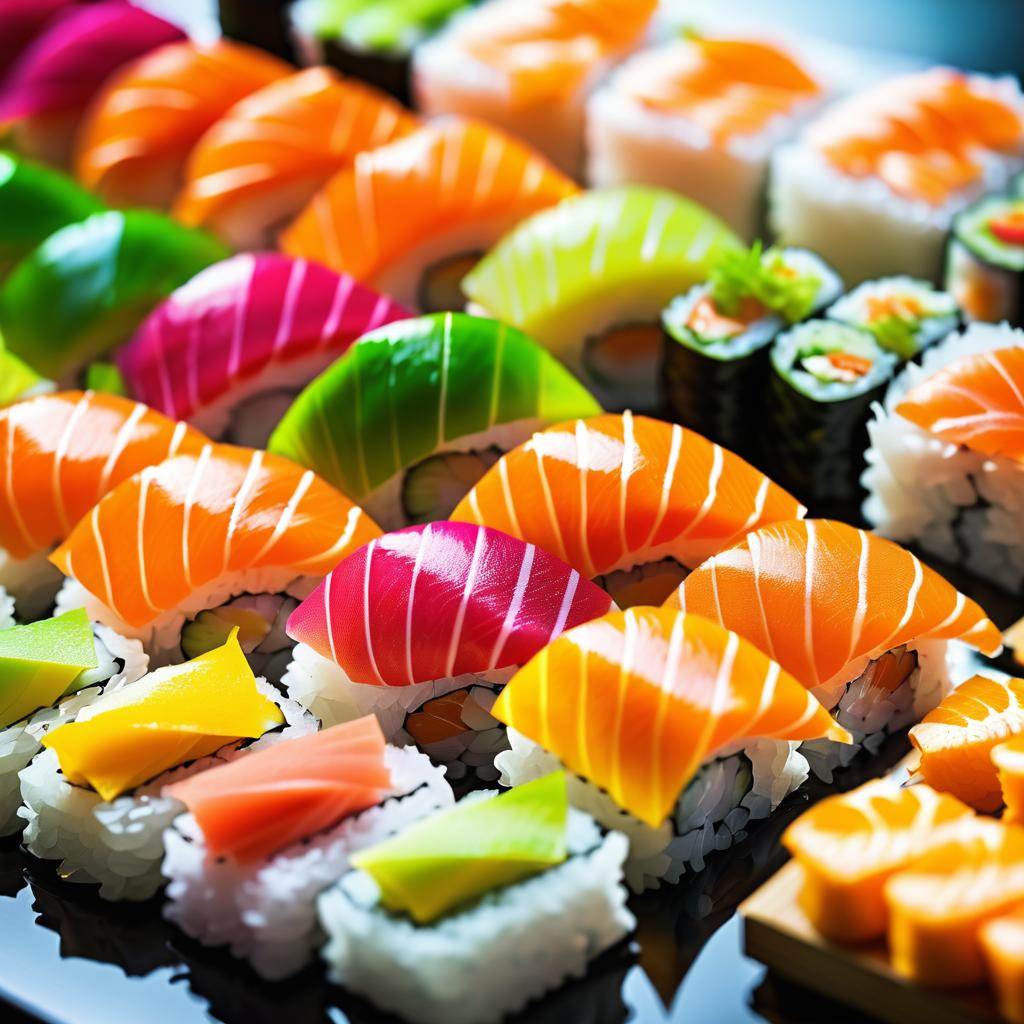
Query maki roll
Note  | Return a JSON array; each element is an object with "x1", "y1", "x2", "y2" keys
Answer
[
  {"x1": 175, "y1": 67, "x2": 417, "y2": 250},
  {"x1": 20, "y1": 631, "x2": 314, "y2": 901},
  {"x1": 452, "y1": 411, "x2": 804, "y2": 608},
  {"x1": 462, "y1": 186, "x2": 742, "y2": 411},
  {"x1": 770, "y1": 68, "x2": 1024, "y2": 285},
  {"x1": 670, "y1": 519, "x2": 1002, "y2": 780},
  {"x1": 74, "y1": 40, "x2": 290, "y2": 210},
  {"x1": 162, "y1": 715, "x2": 453, "y2": 980},
  {"x1": 51, "y1": 442, "x2": 381, "y2": 669},
  {"x1": 280, "y1": 118, "x2": 577, "y2": 311},
  {"x1": 0, "y1": 391, "x2": 206, "y2": 618},
  {"x1": 0, "y1": 152, "x2": 104, "y2": 275},
  {"x1": 826, "y1": 276, "x2": 961, "y2": 361},
  {"x1": 864, "y1": 322, "x2": 1024, "y2": 594},
  {"x1": 413, "y1": 0, "x2": 658, "y2": 176},
  {"x1": 117, "y1": 253, "x2": 411, "y2": 447},
  {"x1": 268, "y1": 313, "x2": 600, "y2": 529},
  {"x1": 290, "y1": 0, "x2": 470, "y2": 104},
  {"x1": 0, "y1": 2, "x2": 185, "y2": 166},
  {"x1": 587, "y1": 34, "x2": 824, "y2": 241},
  {"x1": 493, "y1": 608, "x2": 849, "y2": 891},
  {"x1": 0, "y1": 210, "x2": 230, "y2": 384},
  {"x1": 0, "y1": 609, "x2": 147, "y2": 835},
  {"x1": 0, "y1": 350, "x2": 52, "y2": 408},
  {"x1": 282, "y1": 522, "x2": 613, "y2": 780},
  {"x1": 766, "y1": 319, "x2": 897, "y2": 504},
  {"x1": 662, "y1": 244, "x2": 841, "y2": 453},
  {"x1": 319, "y1": 773, "x2": 634, "y2": 1024},
  {"x1": 946, "y1": 193, "x2": 1024, "y2": 327}
]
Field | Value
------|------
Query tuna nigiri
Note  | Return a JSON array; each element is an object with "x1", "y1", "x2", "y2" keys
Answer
[
  {"x1": 0, "y1": 2, "x2": 185, "y2": 166},
  {"x1": 74, "y1": 39, "x2": 291, "y2": 209},
  {"x1": 283, "y1": 521, "x2": 613, "y2": 781},
  {"x1": 671, "y1": 519, "x2": 1002, "y2": 778},
  {"x1": 451, "y1": 412, "x2": 805, "y2": 608},
  {"x1": 174, "y1": 66, "x2": 418, "y2": 250},
  {"x1": 117, "y1": 253, "x2": 411, "y2": 447},
  {"x1": 0, "y1": 390, "x2": 206, "y2": 617},
  {"x1": 0, "y1": 0, "x2": 78, "y2": 91},
  {"x1": 162, "y1": 715, "x2": 452, "y2": 980},
  {"x1": 50, "y1": 443, "x2": 382, "y2": 670},
  {"x1": 269, "y1": 313, "x2": 600, "y2": 530},
  {"x1": 279, "y1": 117, "x2": 578, "y2": 310},
  {"x1": 493, "y1": 607, "x2": 849, "y2": 890}
]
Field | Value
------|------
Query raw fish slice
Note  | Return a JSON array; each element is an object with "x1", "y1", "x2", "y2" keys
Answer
[
  {"x1": 49, "y1": 444, "x2": 381, "y2": 631},
  {"x1": 75, "y1": 39, "x2": 291, "y2": 208},
  {"x1": 165, "y1": 716, "x2": 391, "y2": 862},
  {"x1": 286, "y1": 522, "x2": 613, "y2": 684},
  {"x1": 452, "y1": 412, "x2": 803, "y2": 578},
  {"x1": 0, "y1": 0, "x2": 77, "y2": 88},
  {"x1": 982, "y1": 910, "x2": 1024, "y2": 1024},
  {"x1": 351, "y1": 772, "x2": 568, "y2": 923},
  {"x1": 670, "y1": 519, "x2": 1002, "y2": 691},
  {"x1": 894, "y1": 346, "x2": 1024, "y2": 462},
  {"x1": 492, "y1": 607, "x2": 849, "y2": 829},
  {"x1": 782, "y1": 779, "x2": 978, "y2": 943},
  {"x1": 42, "y1": 632, "x2": 283, "y2": 802},
  {"x1": 993, "y1": 735, "x2": 1024, "y2": 825},
  {"x1": 0, "y1": 391, "x2": 206, "y2": 561}
]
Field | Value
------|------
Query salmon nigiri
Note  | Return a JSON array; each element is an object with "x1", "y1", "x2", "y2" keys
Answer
[
  {"x1": 174, "y1": 67, "x2": 418, "y2": 250},
  {"x1": 451, "y1": 412, "x2": 805, "y2": 609},
  {"x1": 49, "y1": 443, "x2": 382, "y2": 670},
  {"x1": 74, "y1": 39, "x2": 291, "y2": 209},
  {"x1": 283, "y1": 521, "x2": 613, "y2": 781},
  {"x1": 671, "y1": 519, "x2": 1001, "y2": 778},
  {"x1": 0, "y1": 390, "x2": 206, "y2": 617},
  {"x1": 492, "y1": 607, "x2": 849, "y2": 890},
  {"x1": 280, "y1": 117, "x2": 578, "y2": 310}
]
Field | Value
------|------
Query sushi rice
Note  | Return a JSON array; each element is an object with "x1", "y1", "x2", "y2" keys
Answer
[
  {"x1": 318, "y1": 795, "x2": 634, "y2": 1024},
  {"x1": 18, "y1": 679, "x2": 315, "y2": 901},
  {"x1": 162, "y1": 745, "x2": 453, "y2": 981}
]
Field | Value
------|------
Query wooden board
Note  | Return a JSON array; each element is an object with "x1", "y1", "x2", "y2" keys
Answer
[{"x1": 741, "y1": 860, "x2": 1003, "y2": 1024}]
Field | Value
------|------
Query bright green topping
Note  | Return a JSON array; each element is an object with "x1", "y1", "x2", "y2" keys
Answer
[
  {"x1": 863, "y1": 315, "x2": 920, "y2": 361},
  {"x1": 83, "y1": 361, "x2": 127, "y2": 396},
  {"x1": 0, "y1": 347, "x2": 47, "y2": 407},
  {"x1": 0, "y1": 609, "x2": 98, "y2": 729},
  {"x1": 268, "y1": 313, "x2": 600, "y2": 502},
  {"x1": 709, "y1": 242, "x2": 822, "y2": 324},
  {"x1": 352, "y1": 773, "x2": 569, "y2": 924},
  {"x1": 298, "y1": 0, "x2": 467, "y2": 48}
]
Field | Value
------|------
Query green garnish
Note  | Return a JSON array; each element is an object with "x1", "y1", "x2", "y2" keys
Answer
[
  {"x1": 862, "y1": 314, "x2": 920, "y2": 361},
  {"x1": 84, "y1": 362, "x2": 127, "y2": 397},
  {"x1": 710, "y1": 242, "x2": 821, "y2": 324}
]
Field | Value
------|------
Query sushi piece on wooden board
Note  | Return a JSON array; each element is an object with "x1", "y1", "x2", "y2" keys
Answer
[
  {"x1": 50, "y1": 443, "x2": 381, "y2": 670},
  {"x1": 282, "y1": 521, "x2": 612, "y2": 780},
  {"x1": 117, "y1": 253, "x2": 411, "y2": 447},
  {"x1": 413, "y1": 0, "x2": 658, "y2": 177},
  {"x1": 268, "y1": 312, "x2": 600, "y2": 530},
  {"x1": 175, "y1": 67, "x2": 418, "y2": 250},
  {"x1": 463, "y1": 186, "x2": 742, "y2": 411},
  {"x1": 279, "y1": 117, "x2": 578, "y2": 311},
  {"x1": 0, "y1": 390, "x2": 206, "y2": 618},
  {"x1": 451, "y1": 411, "x2": 804, "y2": 609},
  {"x1": 74, "y1": 39, "x2": 291, "y2": 210}
]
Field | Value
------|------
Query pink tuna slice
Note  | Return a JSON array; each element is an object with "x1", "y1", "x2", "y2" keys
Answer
[
  {"x1": 0, "y1": 2, "x2": 184, "y2": 123},
  {"x1": 118, "y1": 253, "x2": 412, "y2": 422},
  {"x1": 286, "y1": 522, "x2": 615, "y2": 685},
  {"x1": 0, "y1": 0, "x2": 80, "y2": 90}
]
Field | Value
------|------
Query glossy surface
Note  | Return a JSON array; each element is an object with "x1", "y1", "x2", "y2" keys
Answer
[
  {"x1": 288, "y1": 522, "x2": 613, "y2": 683},
  {"x1": 895, "y1": 345, "x2": 1024, "y2": 461},
  {"x1": 118, "y1": 254, "x2": 411, "y2": 424},
  {"x1": 167, "y1": 716, "x2": 390, "y2": 863},
  {"x1": 493, "y1": 608, "x2": 849, "y2": 828},
  {"x1": 43, "y1": 633, "x2": 283, "y2": 802},
  {"x1": 279, "y1": 118, "x2": 578, "y2": 286},
  {"x1": 671, "y1": 519, "x2": 1003, "y2": 689},
  {"x1": 0, "y1": 210, "x2": 230, "y2": 380},
  {"x1": 0, "y1": 0, "x2": 76, "y2": 89},
  {"x1": 0, "y1": 390, "x2": 206, "y2": 561},
  {"x1": 269, "y1": 313, "x2": 601, "y2": 504},
  {"x1": 993, "y1": 734, "x2": 1024, "y2": 825},
  {"x1": 50, "y1": 444, "x2": 382, "y2": 630},
  {"x1": 452, "y1": 412, "x2": 805, "y2": 577}
]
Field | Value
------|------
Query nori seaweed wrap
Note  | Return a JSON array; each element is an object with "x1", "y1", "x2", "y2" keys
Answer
[
  {"x1": 945, "y1": 194, "x2": 1024, "y2": 328},
  {"x1": 218, "y1": 0, "x2": 296, "y2": 61},
  {"x1": 766, "y1": 320, "x2": 896, "y2": 507}
]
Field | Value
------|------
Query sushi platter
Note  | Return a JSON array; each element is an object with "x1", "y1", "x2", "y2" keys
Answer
[{"x1": 2, "y1": 0, "x2": 1024, "y2": 1023}]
